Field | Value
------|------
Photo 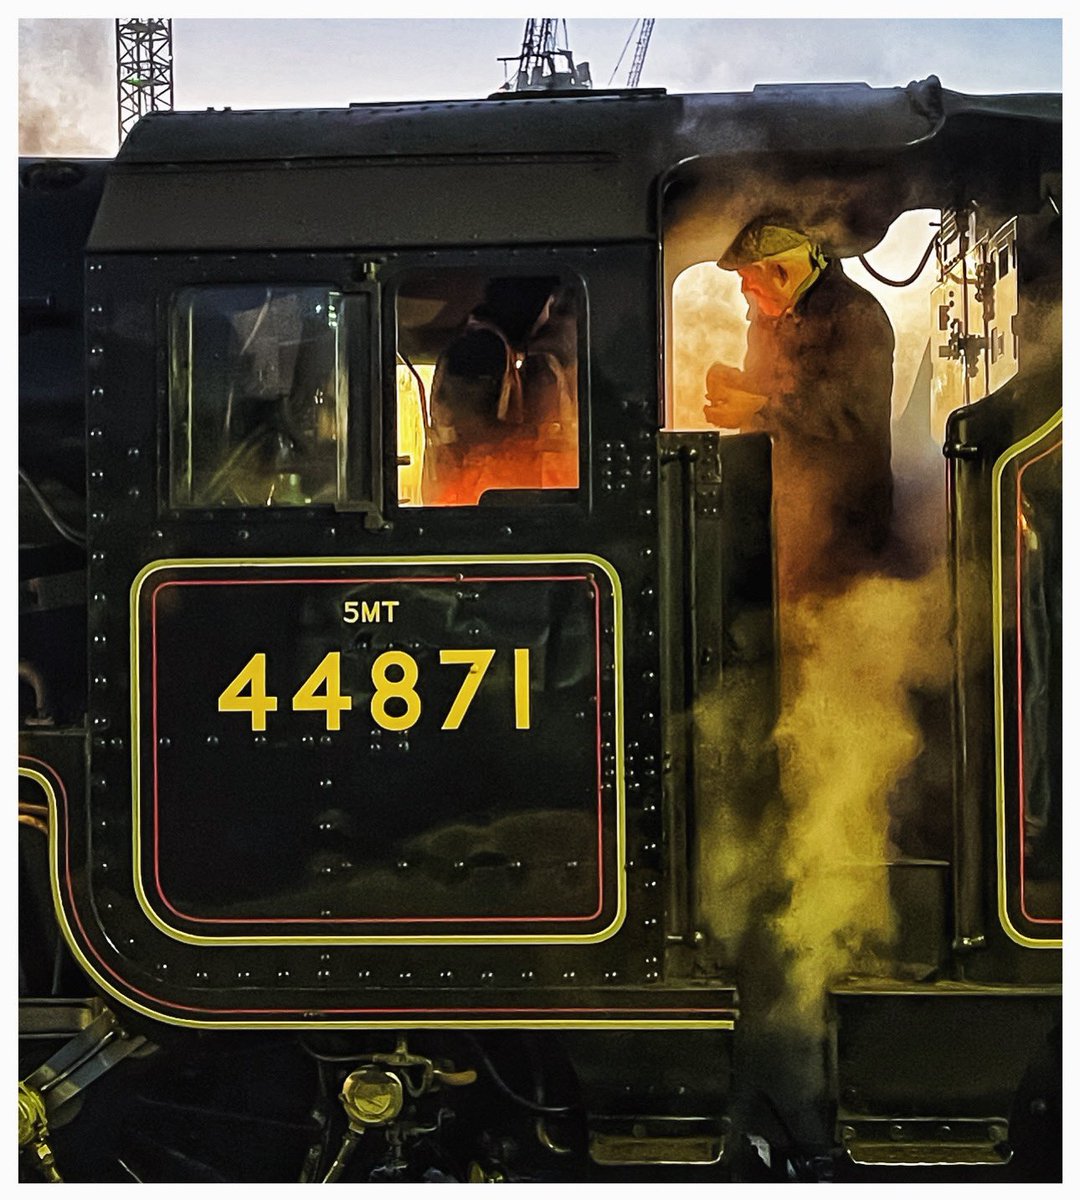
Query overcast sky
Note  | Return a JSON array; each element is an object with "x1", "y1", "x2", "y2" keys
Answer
[{"x1": 19, "y1": 16, "x2": 1062, "y2": 158}]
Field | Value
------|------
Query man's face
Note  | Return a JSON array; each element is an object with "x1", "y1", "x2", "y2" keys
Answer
[{"x1": 736, "y1": 243, "x2": 814, "y2": 317}]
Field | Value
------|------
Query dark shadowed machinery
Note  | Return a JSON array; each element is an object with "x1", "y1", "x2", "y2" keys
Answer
[{"x1": 18, "y1": 76, "x2": 1061, "y2": 1182}]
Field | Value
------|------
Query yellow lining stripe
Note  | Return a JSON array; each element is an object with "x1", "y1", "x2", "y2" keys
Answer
[
  {"x1": 991, "y1": 410, "x2": 1062, "y2": 949},
  {"x1": 24, "y1": 764, "x2": 734, "y2": 1031},
  {"x1": 129, "y1": 554, "x2": 627, "y2": 946}
]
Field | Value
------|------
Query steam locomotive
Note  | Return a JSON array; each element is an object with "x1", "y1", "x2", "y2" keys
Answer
[{"x1": 19, "y1": 75, "x2": 1061, "y2": 1182}]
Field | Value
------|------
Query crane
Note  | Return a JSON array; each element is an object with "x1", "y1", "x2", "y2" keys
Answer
[
  {"x1": 626, "y1": 19, "x2": 654, "y2": 88},
  {"x1": 497, "y1": 19, "x2": 592, "y2": 92},
  {"x1": 115, "y1": 19, "x2": 174, "y2": 144},
  {"x1": 607, "y1": 19, "x2": 655, "y2": 89}
]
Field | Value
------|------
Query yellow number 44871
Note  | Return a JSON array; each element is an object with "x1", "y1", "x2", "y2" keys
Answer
[{"x1": 216, "y1": 649, "x2": 531, "y2": 732}]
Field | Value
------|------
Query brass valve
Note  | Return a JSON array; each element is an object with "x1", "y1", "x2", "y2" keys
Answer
[{"x1": 340, "y1": 1066, "x2": 405, "y2": 1128}]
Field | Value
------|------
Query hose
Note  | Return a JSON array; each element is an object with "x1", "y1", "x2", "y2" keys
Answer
[{"x1": 857, "y1": 232, "x2": 939, "y2": 288}]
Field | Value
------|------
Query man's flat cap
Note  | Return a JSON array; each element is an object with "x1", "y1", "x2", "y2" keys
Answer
[{"x1": 717, "y1": 219, "x2": 810, "y2": 269}]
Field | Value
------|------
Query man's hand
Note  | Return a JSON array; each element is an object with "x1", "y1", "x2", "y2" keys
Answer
[{"x1": 703, "y1": 361, "x2": 766, "y2": 429}]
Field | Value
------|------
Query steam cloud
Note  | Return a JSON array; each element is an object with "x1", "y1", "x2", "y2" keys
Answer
[
  {"x1": 19, "y1": 19, "x2": 116, "y2": 157},
  {"x1": 769, "y1": 568, "x2": 951, "y2": 1026}
]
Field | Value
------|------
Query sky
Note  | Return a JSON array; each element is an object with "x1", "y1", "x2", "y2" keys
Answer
[{"x1": 18, "y1": 15, "x2": 1063, "y2": 158}]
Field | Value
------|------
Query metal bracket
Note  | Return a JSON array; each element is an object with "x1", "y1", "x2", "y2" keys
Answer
[
  {"x1": 22, "y1": 1005, "x2": 155, "y2": 1128},
  {"x1": 837, "y1": 1116, "x2": 1012, "y2": 1167},
  {"x1": 588, "y1": 1116, "x2": 726, "y2": 1167}
]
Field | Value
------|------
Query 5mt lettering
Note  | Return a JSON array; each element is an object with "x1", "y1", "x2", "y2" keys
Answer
[{"x1": 217, "y1": 650, "x2": 532, "y2": 732}]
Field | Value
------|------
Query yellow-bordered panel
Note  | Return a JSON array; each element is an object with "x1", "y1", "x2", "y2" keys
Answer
[
  {"x1": 129, "y1": 554, "x2": 627, "y2": 947},
  {"x1": 992, "y1": 411, "x2": 1063, "y2": 949}
]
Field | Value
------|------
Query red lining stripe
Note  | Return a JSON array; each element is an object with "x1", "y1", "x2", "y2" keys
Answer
[
  {"x1": 147, "y1": 573, "x2": 609, "y2": 930},
  {"x1": 22, "y1": 753, "x2": 731, "y2": 1021}
]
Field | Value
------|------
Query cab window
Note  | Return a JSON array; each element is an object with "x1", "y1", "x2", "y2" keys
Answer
[
  {"x1": 169, "y1": 285, "x2": 346, "y2": 508},
  {"x1": 395, "y1": 271, "x2": 581, "y2": 507}
]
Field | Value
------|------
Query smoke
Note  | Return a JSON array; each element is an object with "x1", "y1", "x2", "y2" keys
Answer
[
  {"x1": 769, "y1": 566, "x2": 951, "y2": 1023},
  {"x1": 19, "y1": 19, "x2": 116, "y2": 157},
  {"x1": 696, "y1": 561, "x2": 951, "y2": 1131}
]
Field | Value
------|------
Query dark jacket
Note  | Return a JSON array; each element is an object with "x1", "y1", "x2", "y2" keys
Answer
[{"x1": 743, "y1": 260, "x2": 894, "y2": 596}]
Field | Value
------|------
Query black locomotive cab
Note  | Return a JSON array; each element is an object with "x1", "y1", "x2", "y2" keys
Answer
[{"x1": 18, "y1": 77, "x2": 1061, "y2": 1182}]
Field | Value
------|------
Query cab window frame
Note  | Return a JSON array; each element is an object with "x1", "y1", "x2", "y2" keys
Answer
[
  {"x1": 163, "y1": 272, "x2": 383, "y2": 523},
  {"x1": 382, "y1": 256, "x2": 590, "y2": 513}
]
